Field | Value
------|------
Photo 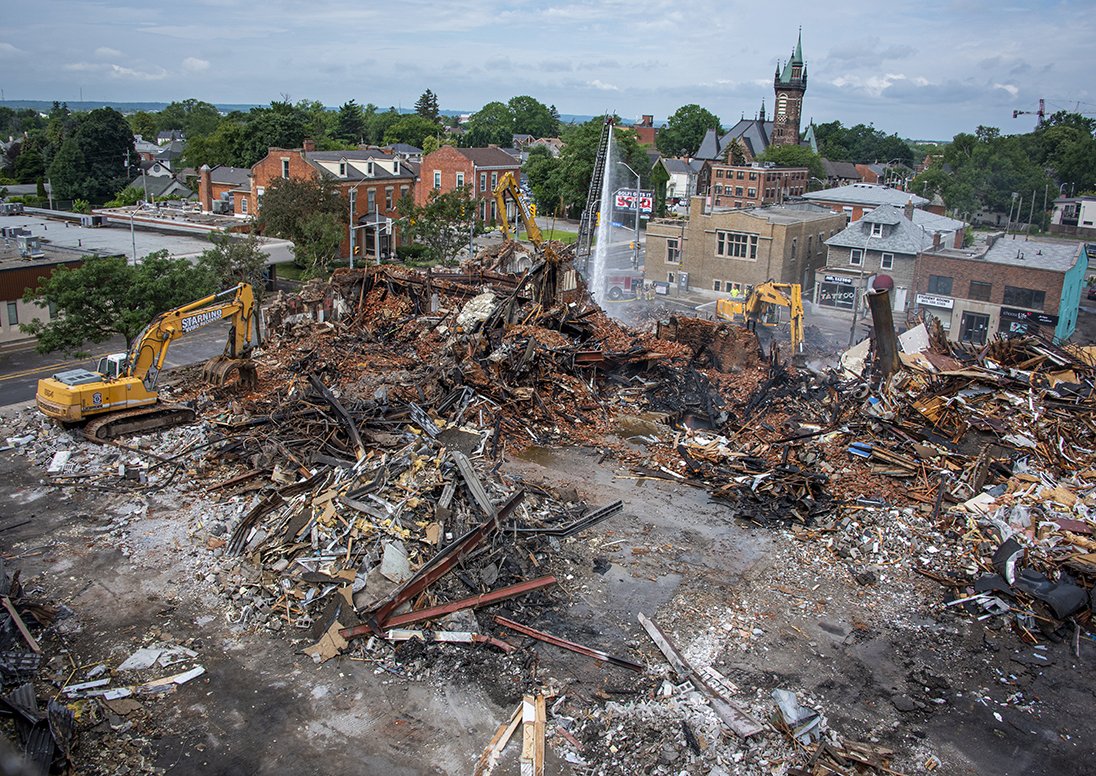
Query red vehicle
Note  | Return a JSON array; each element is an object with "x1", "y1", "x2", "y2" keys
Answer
[{"x1": 604, "y1": 272, "x2": 644, "y2": 300}]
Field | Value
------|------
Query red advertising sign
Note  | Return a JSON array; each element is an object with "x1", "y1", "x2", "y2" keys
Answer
[{"x1": 614, "y1": 189, "x2": 654, "y2": 214}]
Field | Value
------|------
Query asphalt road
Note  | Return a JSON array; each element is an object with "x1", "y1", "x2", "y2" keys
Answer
[{"x1": 0, "y1": 323, "x2": 234, "y2": 408}]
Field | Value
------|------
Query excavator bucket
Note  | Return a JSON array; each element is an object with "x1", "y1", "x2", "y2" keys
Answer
[{"x1": 202, "y1": 356, "x2": 259, "y2": 391}]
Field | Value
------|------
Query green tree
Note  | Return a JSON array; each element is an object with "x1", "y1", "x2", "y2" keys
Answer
[
  {"x1": 384, "y1": 115, "x2": 442, "y2": 149},
  {"x1": 656, "y1": 104, "x2": 721, "y2": 157},
  {"x1": 103, "y1": 185, "x2": 144, "y2": 208},
  {"x1": 464, "y1": 102, "x2": 513, "y2": 147},
  {"x1": 757, "y1": 144, "x2": 825, "y2": 181},
  {"x1": 257, "y1": 176, "x2": 347, "y2": 278},
  {"x1": 508, "y1": 95, "x2": 558, "y2": 138},
  {"x1": 414, "y1": 89, "x2": 440, "y2": 123},
  {"x1": 21, "y1": 252, "x2": 217, "y2": 354},
  {"x1": 366, "y1": 107, "x2": 402, "y2": 146},
  {"x1": 128, "y1": 111, "x2": 159, "y2": 139},
  {"x1": 552, "y1": 117, "x2": 649, "y2": 217},
  {"x1": 71, "y1": 199, "x2": 90, "y2": 214},
  {"x1": 13, "y1": 147, "x2": 45, "y2": 184},
  {"x1": 334, "y1": 100, "x2": 366, "y2": 143},
  {"x1": 397, "y1": 187, "x2": 478, "y2": 265},
  {"x1": 650, "y1": 162, "x2": 670, "y2": 216},
  {"x1": 157, "y1": 99, "x2": 223, "y2": 140},
  {"x1": 813, "y1": 120, "x2": 914, "y2": 165},
  {"x1": 48, "y1": 108, "x2": 134, "y2": 205},
  {"x1": 523, "y1": 145, "x2": 563, "y2": 216},
  {"x1": 197, "y1": 232, "x2": 270, "y2": 301}
]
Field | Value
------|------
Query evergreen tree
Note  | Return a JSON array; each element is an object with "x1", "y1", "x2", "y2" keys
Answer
[
  {"x1": 415, "y1": 89, "x2": 440, "y2": 123},
  {"x1": 335, "y1": 100, "x2": 366, "y2": 143}
]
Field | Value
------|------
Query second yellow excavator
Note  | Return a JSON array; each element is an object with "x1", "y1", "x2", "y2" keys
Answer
[
  {"x1": 35, "y1": 282, "x2": 259, "y2": 439},
  {"x1": 492, "y1": 171, "x2": 562, "y2": 265},
  {"x1": 716, "y1": 281, "x2": 805, "y2": 356}
]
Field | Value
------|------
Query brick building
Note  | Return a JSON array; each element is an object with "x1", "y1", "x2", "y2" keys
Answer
[
  {"x1": 244, "y1": 141, "x2": 417, "y2": 261},
  {"x1": 197, "y1": 165, "x2": 251, "y2": 216},
  {"x1": 416, "y1": 145, "x2": 520, "y2": 224},
  {"x1": 634, "y1": 115, "x2": 658, "y2": 147},
  {"x1": 817, "y1": 203, "x2": 966, "y2": 316},
  {"x1": 913, "y1": 234, "x2": 1087, "y2": 344},
  {"x1": 708, "y1": 162, "x2": 809, "y2": 209},
  {"x1": 0, "y1": 235, "x2": 83, "y2": 349},
  {"x1": 645, "y1": 197, "x2": 845, "y2": 298}
]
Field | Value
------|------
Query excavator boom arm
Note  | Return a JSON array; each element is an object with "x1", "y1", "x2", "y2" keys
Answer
[
  {"x1": 493, "y1": 172, "x2": 543, "y2": 247},
  {"x1": 126, "y1": 283, "x2": 256, "y2": 383}
]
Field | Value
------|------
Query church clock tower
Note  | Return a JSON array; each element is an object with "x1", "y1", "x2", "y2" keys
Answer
[{"x1": 771, "y1": 30, "x2": 807, "y2": 147}]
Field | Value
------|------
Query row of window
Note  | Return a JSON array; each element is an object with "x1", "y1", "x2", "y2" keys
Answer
[
  {"x1": 3, "y1": 301, "x2": 57, "y2": 328},
  {"x1": 432, "y1": 170, "x2": 501, "y2": 193},
  {"x1": 849, "y1": 248, "x2": 895, "y2": 270},
  {"x1": 715, "y1": 185, "x2": 757, "y2": 198},
  {"x1": 717, "y1": 231, "x2": 758, "y2": 259},
  {"x1": 712, "y1": 280, "x2": 746, "y2": 294},
  {"x1": 925, "y1": 276, "x2": 1045, "y2": 309}
]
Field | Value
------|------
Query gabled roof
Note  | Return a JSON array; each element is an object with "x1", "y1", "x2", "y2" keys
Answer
[
  {"x1": 383, "y1": 143, "x2": 422, "y2": 155},
  {"x1": 694, "y1": 128, "x2": 722, "y2": 160},
  {"x1": 661, "y1": 157, "x2": 695, "y2": 175},
  {"x1": 822, "y1": 159, "x2": 860, "y2": 180},
  {"x1": 454, "y1": 147, "x2": 521, "y2": 168},
  {"x1": 209, "y1": 165, "x2": 251, "y2": 187},
  {"x1": 720, "y1": 118, "x2": 774, "y2": 159},
  {"x1": 127, "y1": 174, "x2": 193, "y2": 199},
  {"x1": 825, "y1": 204, "x2": 931, "y2": 256},
  {"x1": 803, "y1": 183, "x2": 928, "y2": 208}
]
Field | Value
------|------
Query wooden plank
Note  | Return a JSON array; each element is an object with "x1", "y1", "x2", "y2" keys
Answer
[
  {"x1": 1, "y1": 596, "x2": 40, "y2": 654},
  {"x1": 519, "y1": 695, "x2": 536, "y2": 776},
  {"x1": 472, "y1": 703, "x2": 522, "y2": 776},
  {"x1": 533, "y1": 695, "x2": 546, "y2": 776}
]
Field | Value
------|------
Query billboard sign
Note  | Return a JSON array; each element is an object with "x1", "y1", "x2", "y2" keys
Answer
[{"x1": 614, "y1": 189, "x2": 654, "y2": 215}]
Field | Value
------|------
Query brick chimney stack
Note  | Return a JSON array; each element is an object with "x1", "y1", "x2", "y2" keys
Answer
[
  {"x1": 302, "y1": 138, "x2": 315, "y2": 153},
  {"x1": 199, "y1": 164, "x2": 212, "y2": 213},
  {"x1": 904, "y1": 198, "x2": 914, "y2": 221}
]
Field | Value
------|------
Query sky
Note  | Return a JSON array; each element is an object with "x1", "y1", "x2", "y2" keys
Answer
[{"x1": 2, "y1": 0, "x2": 1094, "y2": 140}]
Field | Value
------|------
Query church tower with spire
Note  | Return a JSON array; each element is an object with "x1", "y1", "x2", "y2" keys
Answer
[{"x1": 771, "y1": 29, "x2": 807, "y2": 147}]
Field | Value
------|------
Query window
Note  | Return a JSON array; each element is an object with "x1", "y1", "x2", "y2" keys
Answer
[
  {"x1": 736, "y1": 171, "x2": 744, "y2": 180},
  {"x1": 480, "y1": 173, "x2": 487, "y2": 192},
  {"x1": 790, "y1": 238, "x2": 797, "y2": 260},
  {"x1": 240, "y1": 197, "x2": 248, "y2": 215},
  {"x1": 716, "y1": 231, "x2": 758, "y2": 259},
  {"x1": 256, "y1": 186, "x2": 265, "y2": 210},
  {"x1": 716, "y1": 170, "x2": 724, "y2": 178},
  {"x1": 881, "y1": 252, "x2": 894, "y2": 270},
  {"x1": 281, "y1": 159, "x2": 290, "y2": 178},
  {"x1": 735, "y1": 187, "x2": 744, "y2": 197},
  {"x1": 666, "y1": 237, "x2": 681, "y2": 264},
  {"x1": 48, "y1": 301, "x2": 57, "y2": 319},
  {"x1": 749, "y1": 172, "x2": 758, "y2": 181},
  {"x1": 747, "y1": 188, "x2": 757, "y2": 198},
  {"x1": 850, "y1": 249, "x2": 864, "y2": 266},
  {"x1": 807, "y1": 235, "x2": 813, "y2": 255},
  {"x1": 969, "y1": 280, "x2": 992, "y2": 301},
  {"x1": 870, "y1": 223, "x2": 884, "y2": 237},
  {"x1": 491, "y1": 172, "x2": 498, "y2": 189},
  {"x1": 6, "y1": 302, "x2": 17, "y2": 326},
  {"x1": 385, "y1": 187, "x2": 394, "y2": 210},
  {"x1": 339, "y1": 162, "x2": 347, "y2": 177},
  {"x1": 433, "y1": 170, "x2": 441, "y2": 189},
  {"x1": 400, "y1": 185, "x2": 409, "y2": 201},
  {"x1": 667, "y1": 272, "x2": 675, "y2": 284},
  {"x1": 928, "y1": 275, "x2": 953, "y2": 295},
  {"x1": 713, "y1": 280, "x2": 722, "y2": 292},
  {"x1": 1003, "y1": 285, "x2": 1045, "y2": 310},
  {"x1": 367, "y1": 189, "x2": 376, "y2": 213},
  {"x1": 843, "y1": 207, "x2": 853, "y2": 224},
  {"x1": 959, "y1": 311, "x2": 990, "y2": 345},
  {"x1": 456, "y1": 172, "x2": 465, "y2": 188},
  {"x1": 715, "y1": 185, "x2": 723, "y2": 194}
]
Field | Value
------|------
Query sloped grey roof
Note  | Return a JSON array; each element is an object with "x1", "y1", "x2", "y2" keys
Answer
[
  {"x1": 911, "y1": 209, "x2": 966, "y2": 232},
  {"x1": 455, "y1": 147, "x2": 521, "y2": 168},
  {"x1": 383, "y1": 143, "x2": 422, "y2": 155},
  {"x1": 822, "y1": 159, "x2": 860, "y2": 179},
  {"x1": 720, "y1": 118, "x2": 773, "y2": 159},
  {"x1": 804, "y1": 183, "x2": 928, "y2": 207},
  {"x1": 695, "y1": 128, "x2": 721, "y2": 160},
  {"x1": 661, "y1": 158, "x2": 694, "y2": 175},
  {"x1": 209, "y1": 165, "x2": 251, "y2": 187},
  {"x1": 861, "y1": 207, "x2": 903, "y2": 225},
  {"x1": 825, "y1": 205, "x2": 931, "y2": 255},
  {"x1": 128, "y1": 174, "x2": 193, "y2": 199}
]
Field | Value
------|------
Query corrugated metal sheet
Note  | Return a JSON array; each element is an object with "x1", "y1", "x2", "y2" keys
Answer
[{"x1": 0, "y1": 261, "x2": 83, "y2": 302}]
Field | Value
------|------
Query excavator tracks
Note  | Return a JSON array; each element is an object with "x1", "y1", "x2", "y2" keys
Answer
[{"x1": 82, "y1": 405, "x2": 197, "y2": 442}]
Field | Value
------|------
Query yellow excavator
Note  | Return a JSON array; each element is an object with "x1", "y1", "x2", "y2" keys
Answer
[
  {"x1": 493, "y1": 171, "x2": 562, "y2": 265},
  {"x1": 35, "y1": 282, "x2": 259, "y2": 440},
  {"x1": 716, "y1": 281, "x2": 805, "y2": 356}
]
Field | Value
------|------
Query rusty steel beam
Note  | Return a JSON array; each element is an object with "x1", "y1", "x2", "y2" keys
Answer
[
  {"x1": 366, "y1": 490, "x2": 526, "y2": 631},
  {"x1": 341, "y1": 575, "x2": 557, "y2": 639},
  {"x1": 493, "y1": 615, "x2": 644, "y2": 672}
]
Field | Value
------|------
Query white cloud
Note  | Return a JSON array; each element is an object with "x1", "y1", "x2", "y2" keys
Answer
[
  {"x1": 993, "y1": 82, "x2": 1019, "y2": 98},
  {"x1": 95, "y1": 46, "x2": 123, "y2": 59},
  {"x1": 64, "y1": 61, "x2": 168, "y2": 81},
  {"x1": 182, "y1": 56, "x2": 210, "y2": 73},
  {"x1": 588, "y1": 79, "x2": 619, "y2": 92},
  {"x1": 0, "y1": 42, "x2": 22, "y2": 57}
]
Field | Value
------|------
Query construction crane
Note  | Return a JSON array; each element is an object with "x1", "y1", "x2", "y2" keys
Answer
[
  {"x1": 493, "y1": 171, "x2": 561, "y2": 265},
  {"x1": 35, "y1": 283, "x2": 259, "y2": 439},
  {"x1": 716, "y1": 281, "x2": 805, "y2": 356},
  {"x1": 1012, "y1": 98, "x2": 1046, "y2": 128}
]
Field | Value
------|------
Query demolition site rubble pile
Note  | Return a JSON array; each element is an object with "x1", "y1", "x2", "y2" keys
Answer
[{"x1": 6, "y1": 243, "x2": 1096, "y2": 773}]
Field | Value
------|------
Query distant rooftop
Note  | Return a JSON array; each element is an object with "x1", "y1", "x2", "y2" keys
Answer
[
  {"x1": 802, "y1": 183, "x2": 928, "y2": 208},
  {"x1": 709, "y1": 202, "x2": 843, "y2": 225}
]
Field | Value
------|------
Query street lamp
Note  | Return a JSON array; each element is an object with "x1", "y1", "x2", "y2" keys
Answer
[
  {"x1": 618, "y1": 161, "x2": 641, "y2": 270},
  {"x1": 808, "y1": 176, "x2": 826, "y2": 193}
]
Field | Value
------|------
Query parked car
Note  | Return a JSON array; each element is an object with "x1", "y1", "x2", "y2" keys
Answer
[{"x1": 1087, "y1": 285, "x2": 1096, "y2": 301}]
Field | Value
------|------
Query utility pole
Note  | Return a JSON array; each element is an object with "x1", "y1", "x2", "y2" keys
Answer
[
  {"x1": 1027, "y1": 188, "x2": 1036, "y2": 235},
  {"x1": 129, "y1": 211, "x2": 136, "y2": 265},
  {"x1": 348, "y1": 187, "x2": 357, "y2": 269}
]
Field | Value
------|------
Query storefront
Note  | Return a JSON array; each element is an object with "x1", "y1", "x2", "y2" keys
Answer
[
  {"x1": 998, "y1": 307, "x2": 1058, "y2": 337},
  {"x1": 817, "y1": 273, "x2": 857, "y2": 311},
  {"x1": 915, "y1": 293, "x2": 953, "y2": 331}
]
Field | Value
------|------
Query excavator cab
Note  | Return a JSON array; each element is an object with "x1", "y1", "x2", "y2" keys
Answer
[{"x1": 96, "y1": 354, "x2": 127, "y2": 380}]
